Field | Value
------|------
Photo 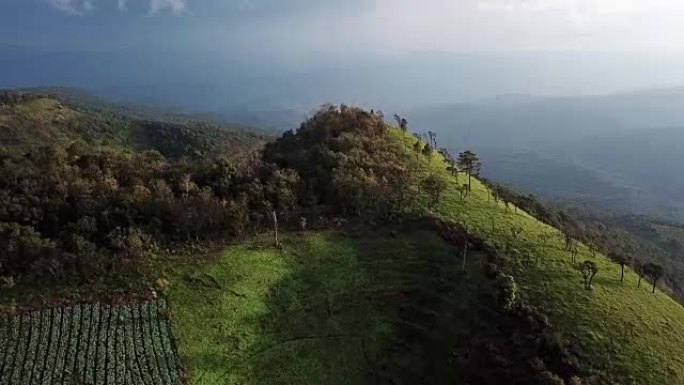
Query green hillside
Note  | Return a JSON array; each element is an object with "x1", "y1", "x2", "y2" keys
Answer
[
  {"x1": 165, "y1": 229, "x2": 479, "y2": 384},
  {"x1": 2, "y1": 100, "x2": 684, "y2": 384},
  {"x1": 160, "y1": 112, "x2": 684, "y2": 384},
  {"x1": 387, "y1": 129, "x2": 684, "y2": 384},
  {"x1": 0, "y1": 90, "x2": 265, "y2": 160}
]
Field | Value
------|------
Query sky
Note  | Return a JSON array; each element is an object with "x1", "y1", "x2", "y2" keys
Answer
[
  {"x1": 4, "y1": 1, "x2": 684, "y2": 110},
  {"x1": 3, "y1": 0, "x2": 684, "y2": 53}
]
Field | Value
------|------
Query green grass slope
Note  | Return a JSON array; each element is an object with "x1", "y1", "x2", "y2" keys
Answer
[
  {"x1": 164, "y1": 229, "x2": 483, "y2": 385},
  {"x1": 387, "y1": 129, "x2": 684, "y2": 384}
]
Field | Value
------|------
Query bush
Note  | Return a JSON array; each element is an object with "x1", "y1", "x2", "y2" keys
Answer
[{"x1": 495, "y1": 273, "x2": 518, "y2": 310}]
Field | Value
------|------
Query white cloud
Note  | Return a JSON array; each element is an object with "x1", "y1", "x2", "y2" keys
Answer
[
  {"x1": 50, "y1": 0, "x2": 95, "y2": 15},
  {"x1": 149, "y1": 0, "x2": 187, "y2": 15},
  {"x1": 358, "y1": 0, "x2": 684, "y2": 52},
  {"x1": 50, "y1": 0, "x2": 188, "y2": 15}
]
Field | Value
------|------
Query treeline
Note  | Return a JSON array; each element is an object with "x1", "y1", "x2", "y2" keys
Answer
[
  {"x1": 0, "y1": 142, "x2": 281, "y2": 284},
  {"x1": 0, "y1": 105, "x2": 421, "y2": 286}
]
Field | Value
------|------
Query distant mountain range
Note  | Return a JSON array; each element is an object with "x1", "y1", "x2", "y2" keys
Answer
[{"x1": 407, "y1": 88, "x2": 684, "y2": 220}]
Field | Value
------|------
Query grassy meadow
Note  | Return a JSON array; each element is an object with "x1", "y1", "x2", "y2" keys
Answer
[{"x1": 163, "y1": 229, "x2": 486, "y2": 385}]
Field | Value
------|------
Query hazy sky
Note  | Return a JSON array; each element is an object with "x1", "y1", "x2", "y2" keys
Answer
[
  {"x1": 4, "y1": 0, "x2": 684, "y2": 53},
  {"x1": 5, "y1": 0, "x2": 684, "y2": 109}
]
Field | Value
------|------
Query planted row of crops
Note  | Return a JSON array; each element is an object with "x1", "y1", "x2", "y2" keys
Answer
[{"x1": 0, "y1": 298, "x2": 182, "y2": 385}]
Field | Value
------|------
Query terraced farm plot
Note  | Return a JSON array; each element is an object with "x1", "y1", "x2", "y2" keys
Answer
[{"x1": 0, "y1": 299, "x2": 182, "y2": 385}]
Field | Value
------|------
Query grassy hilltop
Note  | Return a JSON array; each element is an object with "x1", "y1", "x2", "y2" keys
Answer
[{"x1": 162, "y1": 122, "x2": 684, "y2": 384}]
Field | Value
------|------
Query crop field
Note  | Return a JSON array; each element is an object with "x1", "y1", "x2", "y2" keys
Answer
[{"x1": 0, "y1": 299, "x2": 182, "y2": 385}]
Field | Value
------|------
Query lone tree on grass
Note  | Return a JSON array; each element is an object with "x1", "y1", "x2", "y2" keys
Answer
[
  {"x1": 570, "y1": 244, "x2": 579, "y2": 264},
  {"x1": 641, "y1": 262, "x2": 664, "y2": 293},
  {"x1": 610, "y1": 253, "x2": 629, "y2": 284},
  {"x1": 393, "y1": 114, "x2": 408, "y2": 132},
  {"x1": 427, "y1": 131, "x2": 437, "y2": 148},
  {"x1": 457, "y1": 150, "x2": 481, "y2": 191},
  {"x1": 580, "y1": 260, "x2": 598, "y2": 290}
]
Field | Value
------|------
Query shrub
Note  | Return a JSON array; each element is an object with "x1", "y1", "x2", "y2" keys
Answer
[{"x1": 495, "y1": 273, "x2": 518, "y2": 310}]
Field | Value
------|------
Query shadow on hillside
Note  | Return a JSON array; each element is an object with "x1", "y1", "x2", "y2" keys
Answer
[{"x1": 237, "y1": 227, "x2": 479, "y2": 385}]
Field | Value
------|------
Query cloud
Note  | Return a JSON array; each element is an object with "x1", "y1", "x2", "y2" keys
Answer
[
  {"x1": 149, "y1": 0, "x2": 187, "y2": 15},
  {"x1": 50, "y1": 0, "x2": 187, "y2": 15},
  {"x1": 50, "y1": 0, "x2": 95, "y2": 15}
]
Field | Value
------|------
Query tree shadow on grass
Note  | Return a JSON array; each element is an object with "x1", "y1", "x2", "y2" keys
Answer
[{"x1": 237, "y1": 228, "x2": 477, "y2": 385}]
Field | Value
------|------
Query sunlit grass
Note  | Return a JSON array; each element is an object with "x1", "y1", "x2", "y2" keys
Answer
[
  {"x1": 166, "y1": 229, "x2": 476, "y2": 384},
  {"x1": 390, "y1": 128, "x2": 684, "y2": 384}
]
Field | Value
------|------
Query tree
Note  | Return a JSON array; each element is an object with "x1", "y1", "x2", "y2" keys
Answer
[
  {"x1": 427, "y1": 131, "x2": 437, "y2": 148},
  {"x1": 570, "y1": 244, "x2": 579, "y2": 264},
  {"x1": 457, "y1": 150, "x2": 481, "y2": 191},
  {"x1": 642, "y1": 263, "x2": 664, "y2": 293},
  {"x1": 393, "y1": 114, "x2": 408, "y2": 132},
  {"x1": 580, "y1": 260, "x2": 598, "y2": 289},
  {"x1": 610, "y1": 253, "x2": 629, "y2": 284},
  {"x1": 179, "y1": 173, "x2": 196, "y2": 199},
  {"x1": 421, "y1": 175, "x2": 447, "y2": 207},
  {"x1": 261, "y1": 168, "x2": 301, "y2": 246},
  {"x1": 636, "y1": 262, "x2": 646, "y2": 288}
]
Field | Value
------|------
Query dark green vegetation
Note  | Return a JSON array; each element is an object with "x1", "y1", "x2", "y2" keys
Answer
[
  {"x1": 3, "y1": 91, "x2": 684, "y2": 384},
  {"x1": 0, "y1": 90, "x2": 267, "y2": 288},
  {"x1": 0, "y1": 299, "x2": 182, "y2": 385}
]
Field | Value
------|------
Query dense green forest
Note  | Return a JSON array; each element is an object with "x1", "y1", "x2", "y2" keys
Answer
[
  {"x1": 0, "y1": 90, "x2": 267, "y2": 284},
  {"x1": 3, "y1": 91, "x2": 684, "y2": 384}
]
